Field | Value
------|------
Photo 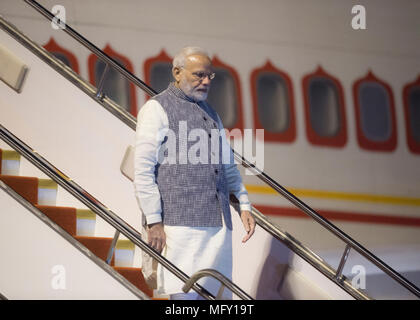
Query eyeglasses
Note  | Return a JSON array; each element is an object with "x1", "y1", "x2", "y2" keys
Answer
[{"x1": 181, "y1": 67, "x2": 216, "y2": 81}]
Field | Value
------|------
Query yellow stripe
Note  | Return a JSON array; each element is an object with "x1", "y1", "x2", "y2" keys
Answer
[
  {"x1": 38, "y1": 179, "x2": 58, "y2": 189},
  {"x1": 116, "y1": 240, "x2": 135, "y2": 250},
  {"x1": 76, "y1": 209, "x2": 96, "y2": 220},
  {"x1": 245, "y1": 184, "x2": 420, "y2": 207},
  {"x1": 2, "y1": 150, "x2": 20, "y2": 161}
]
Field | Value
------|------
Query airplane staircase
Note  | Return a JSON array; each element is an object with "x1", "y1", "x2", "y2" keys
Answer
[
  {"x1": 0, "y1": 0, "x2": 419, "y2": 299},
  {"x1": 0, "y1": 146, "x2": 154, "y2": 299}
]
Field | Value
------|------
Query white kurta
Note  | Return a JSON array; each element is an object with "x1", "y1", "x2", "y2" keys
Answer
[{"x1": 134, "y1": 98, "x2": 251, "y2": 297}]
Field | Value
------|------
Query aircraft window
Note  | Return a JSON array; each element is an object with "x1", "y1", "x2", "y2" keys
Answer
[
  {"x1": 250, "y1": 61, "x2": 296, "y2": 143},
  {"x1": 207, "y1": 56, "x2": 244, "y2": 131},
  {"x1": 358, "y1": 82, "x2": 391, "y2": 142},
  {"x1": 308, "y1": 78, "x2": 341, "y2": 137},
  {"x1": 88, "y1": 45, "x2": 138, "y2": 116},
  {"x1": 353, "y1": 72, "x2": 397, "y2": 152},
  {"x1": 144, "y1": 50, "x2": 173, "y2": 101},
  {"x1": 403, "y1": 76, "x2": 420, "y2": 154},
  {"x1": 302, "y1": 67, "x2": 347, "y2": 147},
  {"x1": 207, "y1": 68, "x2": 238, "y2": 129},
  {"x1": 94, "y1": 58, "x2": 131, "y2": 112},
  {"x1": 150, "y1": 62, "x2": 172, "y2": 94},
  {"x1": 43, "y1": 37, "x2": 79, "y2": 74},
  {"x1": 257, "y1": 73, "x2": 290, "y2": 132}
]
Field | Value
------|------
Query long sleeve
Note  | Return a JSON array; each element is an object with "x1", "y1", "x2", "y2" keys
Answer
[
  {"x1": 134, "y1": 99, "x2": 169, "y2": 225},
  {"x1": 217, "y1": 116, "x2": 252, "y2": 212}
]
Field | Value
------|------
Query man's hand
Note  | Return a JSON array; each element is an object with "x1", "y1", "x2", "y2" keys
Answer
[
  {"x1": 147, "y1": 222, "x2": 166, "y2": 253},
  {"x1": 240, "y1": 210, "x2": 256, "y2": 243}
]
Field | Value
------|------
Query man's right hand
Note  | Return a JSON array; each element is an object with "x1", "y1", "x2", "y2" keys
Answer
[{"x1": 147, "y1": 222, "x2": 166, "y2": 253}]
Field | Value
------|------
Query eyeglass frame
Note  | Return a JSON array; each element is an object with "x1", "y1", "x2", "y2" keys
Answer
[{"x1": 179, "y1": 67, "x2": 216, "y2": 81}]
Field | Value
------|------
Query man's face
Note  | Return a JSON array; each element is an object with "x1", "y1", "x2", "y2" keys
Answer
[{"x1": 174, "y1": 54, "x2": 214, "y2": 102}]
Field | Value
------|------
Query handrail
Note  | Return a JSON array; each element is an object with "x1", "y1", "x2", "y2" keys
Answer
[
  {"x1": 0, "y1": 123, "x2": 252, "y2": 300},
  {"x1": 237, "y1": 156, "x2": 420, "y2": 298},
  {"x1": 0, "y1": 179, "x2": 150, "y2": 300},
  {"x1": 182, "y1": 269, "x2": 253, "y2": 300},
  {"x1": 15, "y1": 0, "x2": 420, "y2": 299},
  {"x1": 249, "y1": 206, "x2": 370, "y2": 300},
  {"x1": 22, "y1": 0, "x2": 157, "y2": 98}
]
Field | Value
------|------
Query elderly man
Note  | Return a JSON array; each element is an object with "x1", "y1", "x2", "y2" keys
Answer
[{"x1": 134, "y1": 46, "x2": 255, "y2": 300}]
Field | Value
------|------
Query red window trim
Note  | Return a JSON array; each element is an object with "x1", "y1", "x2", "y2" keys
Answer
[
  {"x1": 43, "y1": 37, "x2": 80, "y2": 74},
  {"x1": 353, "y1": 71, "x2": 397, "y2": 152},
  {"x1": 211, "y1": 55, "x2": 244, "y2": 132},
  {"x1": 250, "y1": 60, "x2": 296, "y2": 143},
  {"x1": 403, "y1": 74, "x2": 420, "y2": 154},
  {"x1": 88, "y1": 44, "x2": 138, "y2": 117},
  {"x1": 302, "y1": 66, "x2": 347, "y2": 148},
  {"x1": 143, "y1": 49, "x2": 173, "y2": 101}
]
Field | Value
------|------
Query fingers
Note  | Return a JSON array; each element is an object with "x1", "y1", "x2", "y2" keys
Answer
[
  {"x1": 147, "y1": 226, "x2": 166, "y2": 253},
  {"x1": 241, "y1": 212, "x2": 256, "y2": 243},
  {"x1": 149, "y1": 237, "x2": 165, "y2": 253},
  {"x1": 149, "y1": 236, "x2": 166, "y2": 253}
]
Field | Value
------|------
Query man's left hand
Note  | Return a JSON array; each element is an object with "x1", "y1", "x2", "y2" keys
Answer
[{"x1": 240, "y1": 210, "x2": 256, "y2": 243}]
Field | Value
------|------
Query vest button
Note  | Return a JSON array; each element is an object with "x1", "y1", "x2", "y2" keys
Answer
[{"x1": 215, "y1": 169, "x2": 218, "y2": 174}]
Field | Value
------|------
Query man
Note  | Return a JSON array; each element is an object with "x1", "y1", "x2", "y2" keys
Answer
[{"x1": 134, "y1": 46, "x2": 255, "y2": 300}]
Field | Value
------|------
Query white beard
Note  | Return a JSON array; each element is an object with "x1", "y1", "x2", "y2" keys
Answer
[{"x1": 180, "y1": 81, "x2": 208, "y2": 102}]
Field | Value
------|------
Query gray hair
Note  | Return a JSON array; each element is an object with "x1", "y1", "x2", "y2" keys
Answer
[{"x1": 172, "y1": 46, "x2": 210, "y2": 68}]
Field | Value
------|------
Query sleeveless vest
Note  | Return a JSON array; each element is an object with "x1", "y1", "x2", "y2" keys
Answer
[{"x1": 152, "y1": 83, "x2": 232, "y2": 230}]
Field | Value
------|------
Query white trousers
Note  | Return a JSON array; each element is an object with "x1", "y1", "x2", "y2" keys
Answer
[{"x1": 157, "y1": 220, "x2": 233, "y2": 299}]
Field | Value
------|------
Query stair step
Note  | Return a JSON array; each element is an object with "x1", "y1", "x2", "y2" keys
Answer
[
  {"x1": 35, "y1": 205, "x2": 77, "y2": 236},
  {"x1": 0, "y1": 150, "x2": 156, "y2": 298},
  {"x1": 76, "y1": 209, "x2": 96, "y2": 236},
  {"x1": 113, "y1": 266, "x2": 153, "y2": 297},
  {"x1": 116, "y1": 239, "x2": 135, "y2": 251},
  {"x1": 37, "y1": 178, "x2": 58, "y2": 206},
  {"x1": 115, "y1": 239, "x2": 135, "y2": 267},
  {"x1": 0, "y1": 149, "x2": 20, "y2": 175},
  {"x1": 74, "y1": 236, "x2": 115, "y2": 266},
  {"x1": 0, "y1": 174, "x2": 38, "y2": 205}
]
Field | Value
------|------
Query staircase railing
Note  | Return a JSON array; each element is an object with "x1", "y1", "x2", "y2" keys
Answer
[
  {"x1": 8, "y1": 0, "x2": 420, "y2": 299},
  {"x1": 0, "y1": 123, "x2": 253, "y2": 300}
]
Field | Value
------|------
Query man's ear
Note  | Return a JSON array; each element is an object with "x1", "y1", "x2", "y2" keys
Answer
[{"x1": 172, "y1": 67, "x2": 181, "y2": 82}]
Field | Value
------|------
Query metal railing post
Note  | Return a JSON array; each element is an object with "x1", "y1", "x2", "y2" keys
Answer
[
  {"x1": 336, "y1": 245, "x2": 351, "y2": 281},
  {"x1": 95, "y1": 63, "x2": 109, "y2": 100},
  {"x1": 106, "y1": 230, "x2": 120, "y2": 265},
  {"x1": 216, "y1": 284, "x2": 225, "y2": 300},
  {"x1": 182, "y1": 269, "x2": 253, "y2": 300}
]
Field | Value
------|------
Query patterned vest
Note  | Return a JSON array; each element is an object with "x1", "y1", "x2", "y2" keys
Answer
[{"x1": 152, "y1": 83, "x2": 232, "y2": 230}]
